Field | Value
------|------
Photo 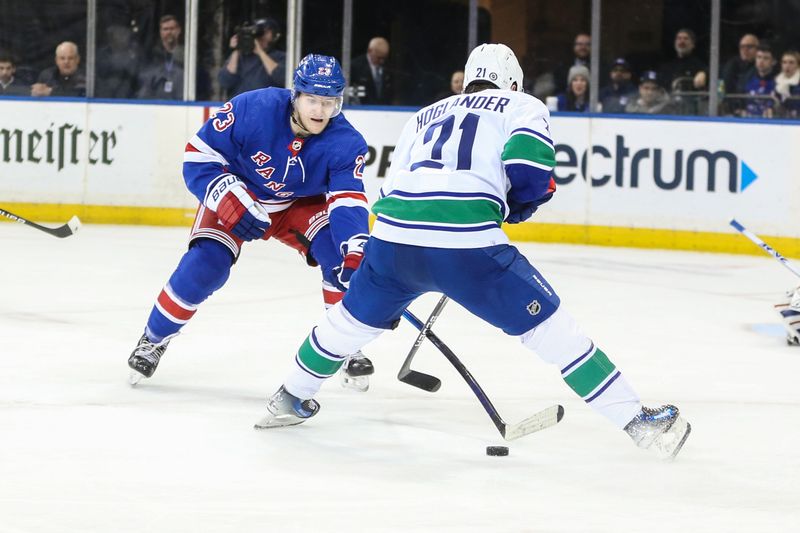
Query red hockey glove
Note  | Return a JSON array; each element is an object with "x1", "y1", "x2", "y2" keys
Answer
[{"x1": 206, "y1": 175, "x2": 271, "y2": 241}]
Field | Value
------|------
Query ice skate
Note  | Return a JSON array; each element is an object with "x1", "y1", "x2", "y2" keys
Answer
[
  {"x1": 128, "y1": 333, "x2": 173, "y2": 385},
  {"x1": 624, "y1": 405, "x2": 691, "y2": 460},
  {"x1": 254, "y1": 386, "x2": 320, "y2": 429},
  {"x1": 340, "y1": 350, "x2": 374, "y2": 392}
]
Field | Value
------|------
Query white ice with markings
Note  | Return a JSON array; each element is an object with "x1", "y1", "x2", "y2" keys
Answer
[{"x1": 1, "y1": 223, "x2": 798, "y2": 532}]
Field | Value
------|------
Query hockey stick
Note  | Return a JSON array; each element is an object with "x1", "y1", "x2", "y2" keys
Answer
[
  {"x1": 0, "y1": 208, "x2": 81, "y2": 238},
  {"x1": 730, "y1": 218, "x2": 800, "y2": 278},
  {"x1": 402, "y1": 307, "x2": 564, "y2": 441},
  {"x1": 397, "y1": 295, "x2": 449, "y2": 392}
]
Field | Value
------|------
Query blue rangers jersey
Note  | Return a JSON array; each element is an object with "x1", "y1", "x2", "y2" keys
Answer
[{"x1": 183, "y1": 87, "x2": 370, "y2": 250}]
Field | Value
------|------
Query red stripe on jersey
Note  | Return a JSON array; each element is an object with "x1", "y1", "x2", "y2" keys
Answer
[
  {"x1": 185, "y1": 142, "x2": 201, "y2": 153},
  {"x1": 327, "y1": 192, "x2": 368, "y2": 206},
  {"x1": 323, "y1": 288, "x2": 343, "y2": 306},
  {"x1": 157, "y1": 290, "x2": 196, "y2": 321}
]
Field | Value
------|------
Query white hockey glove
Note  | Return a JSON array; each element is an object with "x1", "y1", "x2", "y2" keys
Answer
[{"x1": 333, "y1": 234, "x2": 369, "y2": 291}]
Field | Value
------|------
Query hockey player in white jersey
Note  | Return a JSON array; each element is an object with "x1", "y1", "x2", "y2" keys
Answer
[
  {"x1": 256, "y1": 43, "x2": 691, "y2": 459},
  {"x1": 776, "y1": 286, "x2": 800, "y2": 345}
]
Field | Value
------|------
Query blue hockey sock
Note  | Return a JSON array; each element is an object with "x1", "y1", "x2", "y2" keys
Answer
[{"x1": 145, "y1": 239, "x2": 234, "y2": 341}]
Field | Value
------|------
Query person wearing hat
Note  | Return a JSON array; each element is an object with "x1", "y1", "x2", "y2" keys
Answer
[
  {"x1": 625, "y1": 70, "x2": 674, "y2": 114},
  {"x1": 556, "y1": 64, "x2": 590, "y2": 112},
  {"x1": 551, "y1": 32, "x2": 592, "y2": 94},
  {"x1": 599, "y1": 58, "x2": 637, "y2": 113},
  {"x1": 219, "y1": 17, "x2": 286, "y2": 98}
]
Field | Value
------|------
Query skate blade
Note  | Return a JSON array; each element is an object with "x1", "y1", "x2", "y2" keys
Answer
[
  {"x1": 253, "y1": 414, "x2": 307, "y2": 429},
  {"x1": 128, "y1": 370, "x2": 145, "y2": 386},
  {"x1": 340, "y1": 374, "x2": 369, "y2": 392},
  {"x1": 653, "y1": 416, "x2": 691, "y2": 460}
]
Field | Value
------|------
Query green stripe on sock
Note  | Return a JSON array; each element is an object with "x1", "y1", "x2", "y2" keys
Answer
[
  {"x1": 372, "y1": 197, "x2": 502, "y2": 225},
  {"x1": 563, "y1": 348, "x2": 617, "y2": 398},
  {"x1": 501, "y1": 134, "x2": 556, "y2": 167},
  {"x1": 297, "y1": 336, "x2": 343, "y2": 376}
]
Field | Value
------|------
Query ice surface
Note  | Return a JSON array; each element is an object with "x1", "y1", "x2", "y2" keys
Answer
[{"x1": 1, "y1": 224, "x2": 798, "y2": 532}]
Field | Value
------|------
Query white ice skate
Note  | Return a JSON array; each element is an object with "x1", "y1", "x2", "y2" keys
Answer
[
  {"x1": 624, "y1": 405, "x2": 691, "y2": 460},
  {"x1": 254, "y1": 386, "x2": 320, "y2": 429}
]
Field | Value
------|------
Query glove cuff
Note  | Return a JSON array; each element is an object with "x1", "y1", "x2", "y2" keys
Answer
[
  {"x1": 340, "y1": 233, "x2": 369, "y2": 256},
  {"x1": 205, "y1": 174, "x2": 243, "y2": 212}
]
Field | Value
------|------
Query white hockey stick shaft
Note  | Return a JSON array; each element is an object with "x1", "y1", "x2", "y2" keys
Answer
[{"x1": 730, "y1": 219, "x2": 800, "y2": 279}]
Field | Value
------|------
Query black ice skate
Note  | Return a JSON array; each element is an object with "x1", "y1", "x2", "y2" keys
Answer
[
  {"x1": 254, "y1": 386, "x2": 320, "y2": 429},
  {"x1": 624, "y1": 404, "x2": 691, "y2": 460},
  {"x1": 340, "y1": 350, "x2": 374, "y2": 392},
  {"x1": 128, "y1": 333, "x2": 172, "y2": 385}
]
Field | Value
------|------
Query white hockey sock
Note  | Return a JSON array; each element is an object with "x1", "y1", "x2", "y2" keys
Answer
[
  {"x1": 284, "y1": 303, "x2": 384, "y2": 399},
  {"x1": 520, "y1": 307, "x2": 642, "y2": 429}
]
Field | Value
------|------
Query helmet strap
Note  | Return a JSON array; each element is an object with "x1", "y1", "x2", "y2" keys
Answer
[{"x1": 290, "y1": 108, "x2": 313, "y2": 137}]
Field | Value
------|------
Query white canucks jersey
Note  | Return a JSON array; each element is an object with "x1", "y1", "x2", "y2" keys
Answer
[{"x1": 371, "y1": 89, "x2": 556, "y2": 249}]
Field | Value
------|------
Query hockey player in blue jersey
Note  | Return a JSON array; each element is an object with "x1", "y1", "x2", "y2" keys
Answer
[
  {"x1": 256, "y1": 44, "x2": 691, "y2": 459},
  {"x1": 128, "y1": 54, "x2": 374, "y2": 390}
]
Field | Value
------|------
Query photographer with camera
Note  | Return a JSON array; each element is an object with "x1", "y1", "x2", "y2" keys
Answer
[{"x1": 219, "y1": 18, "x2": 286, "y2": 98}]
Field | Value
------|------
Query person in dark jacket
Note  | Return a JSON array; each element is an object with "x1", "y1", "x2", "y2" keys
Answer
[
  {"x1": 599, "y1": 57, "x2": 637, "y2": 113},
  {"x1": 349, "y1": 37, "x2": 393, "y2": 105},
  {"x1": 0, "y1": 53, "x2": 29, "y2": 96},
  {"x1": 31, "y1": 41, "x2": 86, "y2": 97},
  {"x1": 218, "y1": 17, "x2": 286, "y2": 98}
]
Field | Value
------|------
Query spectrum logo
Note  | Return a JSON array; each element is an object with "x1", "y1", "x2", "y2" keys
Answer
[{"x1": 553, "y1": 135, "x2": 758, "y2": 193}]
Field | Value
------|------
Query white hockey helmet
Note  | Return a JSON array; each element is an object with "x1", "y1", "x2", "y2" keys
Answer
[{"x1": 463, "y1": 43, "x2": 524, "y2": 92}]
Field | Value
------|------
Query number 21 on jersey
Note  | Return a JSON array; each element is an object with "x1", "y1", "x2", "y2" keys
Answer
[{"x1": 410, "y1": 113, "x2": 480, "y2": 172}]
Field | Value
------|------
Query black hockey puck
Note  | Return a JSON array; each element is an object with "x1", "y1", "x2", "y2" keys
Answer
[{"x1": 486, "y1": 446, "x2": 509, "y2": 456}]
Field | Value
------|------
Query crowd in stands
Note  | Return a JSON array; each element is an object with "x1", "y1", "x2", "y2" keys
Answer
[
  {"x1": 1, "y1": 14, "x2": 798, "y2": 120},
  {"x1": 542, "y1": 29, "x2": 800, "y2": 119}
]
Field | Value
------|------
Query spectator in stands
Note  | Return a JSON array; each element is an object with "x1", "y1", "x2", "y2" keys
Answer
[
  {"x1": 599, "y1": 57, "x2": 637, "y2": 113},
  {"x1": 0, "y1": 53, "x2": 29, "y2": 96},
  {"x1": 775, "y1": 50, "x2": 800, "y2": 95},
  {"x1": 788, "y1": 83, "x2": 800, "y2": 119},
  {"x1": 432, "y1": 70, "x2": 464, "y2": 102},
  {"x1": 659, "y1": 29, "x2": 706, "y2": 92},
  {"x1": 218, "y1": 17, "x2": 285, "y2": 98},
  {"x1": 556, "y1": 65, "x2": 590, "y2": 112},
  {"x1": 31, "y1": 41, "x2": 86, "y2": 97},
  {"x1": 742, "y1": 45, "x2": 777, "y2": 118},
  {"x1": 96, "y1": 24, "x2": 142, "y2": 98},
  {"x1": 552, "y1": 33, "x2": 591, "y2": 94},
  {"x1": 625, "y1": 70, "x2": 673, "y2": 114},
  {"x1": 721, "y1": 33, "x2": 759, "y2": 94},
  {"x1": 350, "y1": 37, "x2": 393, "y2": 105},
  {"x1": 137, "y1": 14, "x2": 183, "y2": 100},
  {"x1": 449, "y1": 70, "x2": 464, "y2": 95}
]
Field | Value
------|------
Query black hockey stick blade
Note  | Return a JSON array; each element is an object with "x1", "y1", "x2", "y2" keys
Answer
[
  {"x1": 398, "y1": 296, "x2": 449, "y2": 392},
  {"x1": 398, "y1": 369, "x2": 442, "y2": 392},
  {"x1": 0, "y1": 208, "x2": 81, "y2": 238}
]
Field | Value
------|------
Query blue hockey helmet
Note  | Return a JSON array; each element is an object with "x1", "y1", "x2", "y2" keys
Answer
[{"x1": 292, "y1": 54, "x2": 345, "y2": 117}]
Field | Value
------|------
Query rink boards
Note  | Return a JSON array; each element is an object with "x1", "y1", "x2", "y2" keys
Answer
[{"x1": 0, "y1": 98, "x2": 798, "y2": 256}]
